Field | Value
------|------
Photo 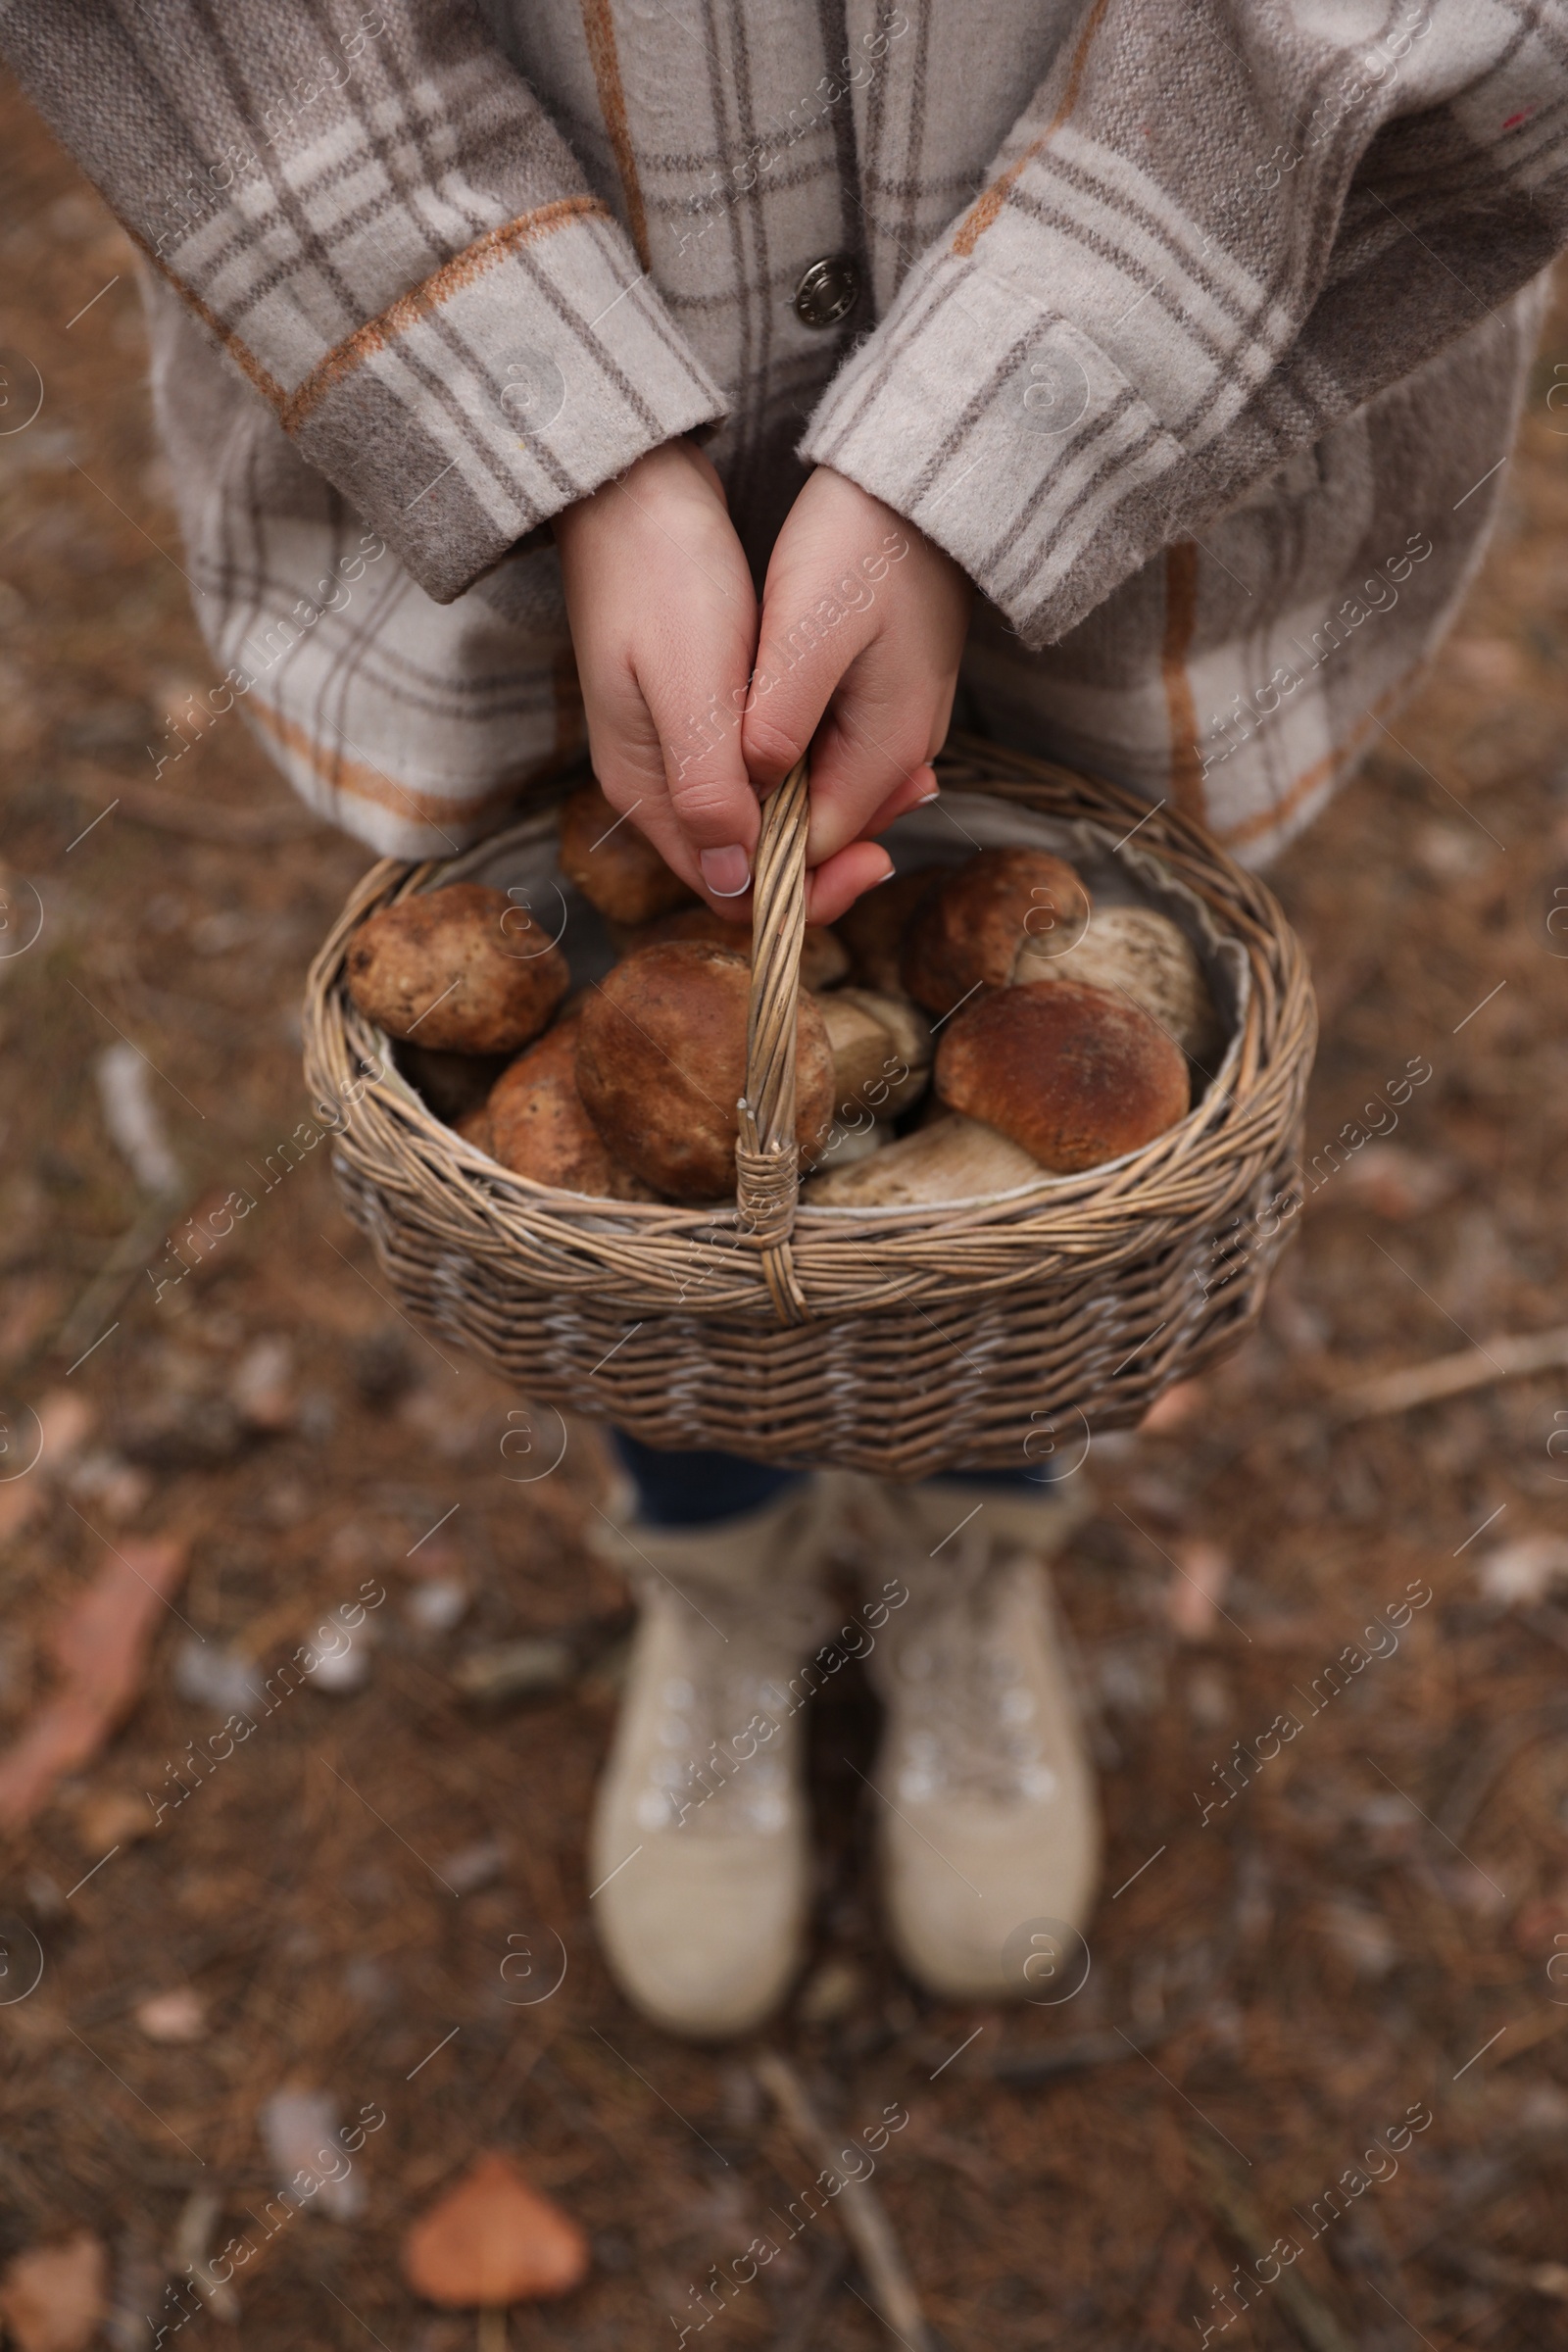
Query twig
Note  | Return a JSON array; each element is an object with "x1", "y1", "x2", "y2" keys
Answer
[
  {"x1": 940, "y1": 1991, "x2": 1207, "y2": 2085},
  {"x1": 1314, "y1": 1325, "x2": 1568, "y2": 1426},
  {"x1": 67, "y1": 772, "x2": 322, "y2": 844},
  {"x1": 754, "y1": 2053, "x2": 934, "y2": 2352},
  {"x1": 769, "y1": 2242, "x2": 849, "y2": 2352},
  {"x1": 1190, "y1": 2143, "x2": 1355, "y2": 2352},
  {"x1": 168, "y1": 2187, "x2": 240, "y2": 2324},
  {"x1": 1426, "y1": 2243, "x2": 1568, "y2": 2301},
  {"x1": 49, "y1": 1184, "x2": 190, "y2": 1363},
  {"x1": 1437, "y1": 1697, "x2": 1568, "y2": 1841}
]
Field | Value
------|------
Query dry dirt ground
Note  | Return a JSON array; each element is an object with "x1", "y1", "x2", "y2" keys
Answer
[{"x1": 4, "y1": 69, "x2": 1568, "y2": 2352}]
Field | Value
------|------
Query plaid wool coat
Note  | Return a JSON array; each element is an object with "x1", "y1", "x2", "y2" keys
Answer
[{"x1": 6, "y1": 0, "x2": 1567, "y2": 863}]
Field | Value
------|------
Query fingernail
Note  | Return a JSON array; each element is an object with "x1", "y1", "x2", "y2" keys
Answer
[
  {"x1": 916, "y1": 788, "x2": 940, "y2": 804},
  {"x1": 701, "y1": 845, "x2": 752, "y2": 898}
]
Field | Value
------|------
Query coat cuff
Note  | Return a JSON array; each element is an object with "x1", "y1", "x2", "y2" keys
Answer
[
  {"x1": 800, "y1": 238, "x2": 1186, "y2": 651},
  {"x1": 210, "y1": 202, "x2": 723, "y2": 605}
]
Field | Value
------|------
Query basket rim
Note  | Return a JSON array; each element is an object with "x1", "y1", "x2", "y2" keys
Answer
[{"x1": 301, "y1": 738, "x2": 1316, "y2": 1315}]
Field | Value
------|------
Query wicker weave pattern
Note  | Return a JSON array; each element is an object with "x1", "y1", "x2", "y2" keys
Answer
[{"x1": 302, "y1": 740, "x2": 1316, "y2": 1476}]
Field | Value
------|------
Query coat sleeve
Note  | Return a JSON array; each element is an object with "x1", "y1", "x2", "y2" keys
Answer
[
  {"x1": 803, "y1": 0, "x2": 1568, "y2": 649},
  {"x1": 0, "y1": 0, "x2": 726, "y2": 603}
]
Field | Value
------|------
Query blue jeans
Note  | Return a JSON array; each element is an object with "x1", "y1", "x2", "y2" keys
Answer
[{"x1": 611, "y1": 1431, "x2": 1058, "y2": 1530}]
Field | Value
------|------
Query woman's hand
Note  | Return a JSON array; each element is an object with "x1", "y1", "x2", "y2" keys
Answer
[
  {"x1": 554, "y1": 439, "x2": 760, "y2": 912},
  {"x1": 741, "y1": 467, "x2": 972, "y2": 924}
]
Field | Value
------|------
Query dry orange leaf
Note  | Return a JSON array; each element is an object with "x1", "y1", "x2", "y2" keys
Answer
[
  {"x1": 402, "y1": 2152, "x2": 590, "y2": 2308},
  {"x1": 1139, "y1": 1378, "x2": 1205, "y2": 1435},
  {"x1": 0, "y1": 1537, "x2": 188, "y2": 1829},
  {"x1": 0, "y1": 2231, "x2": 107, "y2": 2352}
]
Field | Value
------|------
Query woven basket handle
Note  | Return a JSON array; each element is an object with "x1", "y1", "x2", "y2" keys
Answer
[{"x1": 736, "y1": 755, "x2": 811, "y2": 1326}]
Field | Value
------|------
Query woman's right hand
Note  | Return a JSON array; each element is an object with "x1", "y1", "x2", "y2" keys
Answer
[{"x1": 553, "y1": 439, "x2": 761, "y2": 914}]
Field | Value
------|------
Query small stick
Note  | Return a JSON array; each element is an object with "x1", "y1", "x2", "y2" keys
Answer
[
  {"x1": 769, "y1": 2243, "x2": 849, "y2": 2352},
  {"x1": 476, "y1": 2309, "x2": 509, "y2": 2352},
  {"x1": 1190, "y1": 2145, "x2": 1355, "y2": 2352},
  {"x1": 168, "y1": 2187, "x2": 241, "y2": 2324},
  {"x1": 754, "y1": 2054, "x2": 934, "y2": 2352},
  {"x1": 1318, "y1": 1324, "x2": 1568, "y2": 1425}
]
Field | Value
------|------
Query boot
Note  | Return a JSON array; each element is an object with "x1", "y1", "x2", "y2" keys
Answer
[
  {"x1": 586, "y1": 1477, "x2": 837, "y2": 2038},
  {"x1": 827, "y1": 1474, "x2": 1101, "y2": 2001}
]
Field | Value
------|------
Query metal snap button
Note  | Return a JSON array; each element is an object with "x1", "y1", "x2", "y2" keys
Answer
[{"x1": 793, "y1": 254, "x2": 861, "y2": 329}]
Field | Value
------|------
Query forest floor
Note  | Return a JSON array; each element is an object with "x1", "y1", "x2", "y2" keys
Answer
[{"x1": 3, "y1": 68, "x2": 1568, "y2": 2352}]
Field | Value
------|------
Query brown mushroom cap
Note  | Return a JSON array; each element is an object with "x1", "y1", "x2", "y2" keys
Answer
[
  {"x1": 832, "y1": 865, "x2": 945, "y2": 995},
  {"x1": 628, "y1": 903, "x2": 851, "y2": 992},
  {"x1": 452, "y1": 1101, "x2": 494, "y2": 1155},
  {"x1": 1012, "y1": 902, "x2": 1224, "y2": 1068},
  {"x1": 901, "y1": 849, "x2": 1092, "y2": 1015},
  {"x1": 558, "y1": 780, "x2": 695, "y2": 926},
  {"x1": 346, "y1": 883, "x2": 568, "y2": 1054},
  {"x1": 577, "y1": 941, "x2": 835, "y2": 1201},
  {"x1": 401, "y1": 2151, "x2": 590, "y2": 2307},
  {"x1": 396, "y1": 1040, "x2": 511, "y2": 1122},
  {"x1": 934, "y1": 979, "x2": 1189, "y2": 1172},
  {"x1": 487, "y1": 1015, "x2": 659, "y2": 1199}
]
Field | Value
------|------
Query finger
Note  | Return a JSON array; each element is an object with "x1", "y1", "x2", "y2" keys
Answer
[
  {"x1": 853, "y1": 760, "x2": 941, "y2": 841},
  {"x1": 639, "y1": 657, "x2": 764, "y2": 905},
  {"x1": 799, "y1": 681, "x2": 950, "y2": 865},
  {"x1": 572, "y1": 662, "x2": 749, "y2": 917},
  {"x1": 741, "y1": 570, "x2": 883, "y2": 794},
  {"x1": 803, "y1": 840, "x2": 894, "y2": 927}
]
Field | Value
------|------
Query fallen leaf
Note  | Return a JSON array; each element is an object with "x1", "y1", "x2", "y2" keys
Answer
[
  {"x1": 405, "y1": 1577, "x2": 469, "y2": 1634},
  {"x1": 1448, "y1": 636, "x2": 1526, "y2": 693},
  {"x1": 402, "y1": 2151, "x2": 590, "y2": 2307},
  {"x1": 260, "y1": 2087, "x2": 363, "y2": 2223},
  {"x1": 1183, "y1": 1661, "x2": 1233, "y2": 1731},
  {"x1": 0, "y1": 1392, "x2": 96, "y2": 1545},
  {"x1": 1336, "y1": 1143, "x2": 1460, "y2": 1221},
  {"x1": 1436, "y1": 1861, "x2": 1509, "y2": 1918},
  {"x1": 436, "y1": 1837, "x2": 508, "y2": 1897},
  {"x1": 0, "y1": 1538, "x2": 189, "y2": 1830},
  {"x1": 1166, "y1": 1539, "x2": 1232, "y2": 1641},
  {"x1": 299, "y1": 1608, "x2": 373, "y2": 1692},
  {"x1": 1478, "y1": 1534, "x2": 1568, "y2": 1606},
  {"x1": 1311, "y1": 1900, "x2": 1397, "y2": 1981},
  {"x1": 74, "y1": 1787, "x2": 158, "y2": 1853},
  {"x1": 172, "y1": 1638, "x2": 263, "y2": 1714},
  {"x1": 96, "y1": 1043, "x2": 181, "y2": 1196},
  {"x1": 229, "y1": 1336, "x2": 296, "y2": 1432},
  {"x1": 1512, "y1": 1893, "x2": 1568, "y2": 1957},
  {"x1": 1413, "y1": 820, "x2": 1496, "y2": 883},
  {"x1": 34, "y1": 1391, "x2": 95, "y2": 1472},
  {"x1": 796, "y1": 1956, "x2": 866, "y2": 2027},
  {"x1": 1139, "y1": 1379, "x2": 1206, "y2": 1435},
  {"x1": 133, "y1": 1987, "x2": 206, "y2": 2043},
  {"x1": 453, "y1": 1638, "x2": 574, "y2": 1703},
  {"x1": 67, "y1": 1450, "x2": 153, "y2": 1523},
  {"x1": 0, "y1": 2231, "x2": 107, "y2": 2352}
]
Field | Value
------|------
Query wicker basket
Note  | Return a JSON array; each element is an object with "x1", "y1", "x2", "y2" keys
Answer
[{"x1": 302, "y1": 736, "x2": 1315, "y2": 1477}]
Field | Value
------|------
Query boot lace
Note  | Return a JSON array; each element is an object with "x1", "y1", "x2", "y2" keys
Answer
[{"x1": 882, "y1": 1536, "x2": 1060, "y2": 1807}]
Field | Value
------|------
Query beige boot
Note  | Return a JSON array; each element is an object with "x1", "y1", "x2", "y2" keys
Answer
[
  {"x1": 586, "y1": 1479, "x2": 837, "y2": 2039},
  {"x1": 829, "y1": 1475, "x2": 1101, "y2": 2001}
]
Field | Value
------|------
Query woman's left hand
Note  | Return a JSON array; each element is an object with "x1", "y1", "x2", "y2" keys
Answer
[{"x1": 741, "y1": 467, "x2": 972, "y2": 924}]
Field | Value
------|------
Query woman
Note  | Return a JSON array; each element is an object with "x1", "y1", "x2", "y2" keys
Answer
[{"x1": 6, "y1": 0, "x2": 1562, "y2": 2034}]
